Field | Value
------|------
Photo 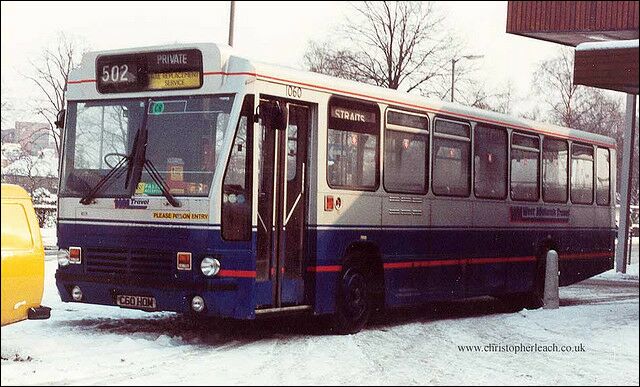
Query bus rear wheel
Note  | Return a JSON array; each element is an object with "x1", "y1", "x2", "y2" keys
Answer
[{"x1": 330, "y1": 267, "x2": 371, "y2": 335}]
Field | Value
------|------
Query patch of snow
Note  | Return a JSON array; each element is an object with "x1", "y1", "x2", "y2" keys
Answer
[
  {"x1": 577, "y1": 39, "x2": 639, "y2": 51},
  {"x1": 2, "y1": 150, "x2": 59, "y2": 178},
  {"x1": 40, "y1": 227, "x2": 57, "y2": 250},
  {"x1": 595, "y1": 263, "x2": 639, "y2": 281}
]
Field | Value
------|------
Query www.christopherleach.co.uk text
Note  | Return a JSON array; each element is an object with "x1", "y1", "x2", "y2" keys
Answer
[{"x1": 458, "y1": 343, "x2": 586, "y2": 354}]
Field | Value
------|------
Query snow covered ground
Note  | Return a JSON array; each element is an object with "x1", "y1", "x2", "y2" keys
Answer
[
  {"x1": 1, "y1": 261, "x2": 638, "y2": 385},
  {"x1": 40, "y1": 227, "x2": 57, "y2": 251}
]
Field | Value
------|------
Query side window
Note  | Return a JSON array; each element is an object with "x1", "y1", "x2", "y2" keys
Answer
[
  {"x1": 432, "y1": 118, "x2": 471, "y2": 197},
  {"x1": 384, "y1": 110, "x2": 429, "y2": 194},
  {"x1": 326, "y1": 98, "x2": 380, "y2": 190},
  {"x1": 510, "y1": 132, "x2": 540, "y2": 201},
  {"x1": 542, "y1": 138, "x2": 568, "y2": 203},
  {"x1": 222, "y1": 95, "x2": 254, "y2": 241},
  {"x1": 571, "y1": 143, "x2": 594, "y2": 204},
  {"x1": 474, "y1": 125, "x2": 507, "y2": 199},
  {"x1": 596, "y1": 147, "x2": 610, "y2": 205}
]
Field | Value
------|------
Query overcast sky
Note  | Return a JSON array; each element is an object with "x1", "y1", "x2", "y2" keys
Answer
[{"x1": 1, "y1": 1, "x2": 563, "y2": 125}]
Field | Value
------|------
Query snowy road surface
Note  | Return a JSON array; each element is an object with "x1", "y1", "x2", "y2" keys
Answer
[{"x1": 1, "y1": 261, "x2": 638, "y2": 386}]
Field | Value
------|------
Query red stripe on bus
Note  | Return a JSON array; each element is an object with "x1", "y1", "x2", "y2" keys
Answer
[
  {"x1": 218, "y1": 270, "x2": 256, "y2": 278},
  {"x1": 382, "y1": 252, "x2": 609, "y2": 270},
  {"x1": 383, "y1": 256, "x2": 536, "y2": 269},
  {"x1": 562, "y1": 252, "x2": 612, "y2": 260},
  {"x1": 203, "y1": 71, "x2": 257, "y2": 77},
  {"x1": 67, "y1": 71, "x2": 616, "y2": 149},
  {"x1": 414, "y1": 259, "x2": 462, "y2": 267},
  {"x1": 468, "y1": 256, "x2": 537, "y2": 264},
  {"x1": 307, "y1": 265, "x2": 342, "y2": 273},
  {"x1": 384, "y1": 260, "x2": 459, "y2": 269},
  {"x1": 68, "y1": 79, "x2": 96, "y2": 84}
]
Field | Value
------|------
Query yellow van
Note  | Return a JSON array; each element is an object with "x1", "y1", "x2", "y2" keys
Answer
[{"x1": 1, "y1": 184, "x2": 50, "y2": 326}]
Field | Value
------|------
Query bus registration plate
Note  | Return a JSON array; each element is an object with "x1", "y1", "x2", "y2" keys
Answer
[{"x1": 116, "y1": 295, "x2": 156, "y2": 310}]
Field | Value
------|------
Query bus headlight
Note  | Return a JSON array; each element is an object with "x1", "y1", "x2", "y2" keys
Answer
[
  {"x1": 58, "y1": 249, "x2": 70, "y2": 267},
  {"x1": 201, "y1": 257, "x2": 221, "y2": 277}
]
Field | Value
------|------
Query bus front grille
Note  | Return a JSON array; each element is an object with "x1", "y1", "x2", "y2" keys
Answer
[{"x1": 85, "y1": 247, "x2": 175, "y2": 277}]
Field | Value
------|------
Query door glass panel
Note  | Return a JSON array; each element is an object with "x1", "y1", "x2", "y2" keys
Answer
[
  {"x1": 256, "y1": 108, "x2": 276, "y2": 282},
  {"x1": 284, "y1": 106, "x2": 308, "y2": 279}
]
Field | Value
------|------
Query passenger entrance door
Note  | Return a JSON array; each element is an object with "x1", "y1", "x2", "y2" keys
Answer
[{"x1": 256, "y1": 98, "x2": 309, "y2": 308}]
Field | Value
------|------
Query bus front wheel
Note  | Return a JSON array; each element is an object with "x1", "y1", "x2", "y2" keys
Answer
[{"x1": 330, "y1": 267, "x2": 371, "y2": 335}]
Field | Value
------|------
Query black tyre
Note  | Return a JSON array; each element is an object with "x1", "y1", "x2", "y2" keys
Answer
[
  {"x1": 499, "y1": 292, "x2": 542, "y2": 312},
  {"x1": 330, "y1": 267, "x2": 371, "y2": 335}
]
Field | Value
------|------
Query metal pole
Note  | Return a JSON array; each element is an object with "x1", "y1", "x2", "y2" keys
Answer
[
  {"x1": 228, "y1": 1, "x2": 235, "y2": 47},
  {"x1": 451, "y1": 58, "x2": 455, "y2": 103},
  {"x1": 615, "y1": 93, "x2": 638, "y2": 273}
]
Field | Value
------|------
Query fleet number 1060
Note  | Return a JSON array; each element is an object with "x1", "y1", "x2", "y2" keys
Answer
[{"x1": 286, "y1": 85, "x2": 302, "y2": 98}]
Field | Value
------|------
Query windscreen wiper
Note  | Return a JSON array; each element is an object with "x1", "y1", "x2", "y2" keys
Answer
[
  {"x1": 141, "y1": 159, "x2": 181, "y2": 207},
  {"x1": 79, "y1": 154, "x2": 130, "y2": 205}
]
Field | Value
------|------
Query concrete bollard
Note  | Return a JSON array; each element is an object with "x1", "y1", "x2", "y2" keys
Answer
[{"x1": 543, "y1": 250, "x2": 559, "y2": 309}]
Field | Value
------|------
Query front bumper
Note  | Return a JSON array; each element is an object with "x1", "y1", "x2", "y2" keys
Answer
[{"x1": 55, "y1": 271, "x2": 253, "y2": 319}]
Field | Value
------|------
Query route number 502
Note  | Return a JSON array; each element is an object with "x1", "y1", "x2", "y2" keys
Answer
[{"x1": 101, "y1": 64, "x2": 130, "y2": 83}]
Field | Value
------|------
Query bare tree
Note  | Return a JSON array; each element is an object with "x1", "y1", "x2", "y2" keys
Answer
[
  {"x1": 2, "y1": 147, "x2": 57, "y2": 196},
  {"x1": 25, "y1": 33, "x2": 86, "y2": 157},
  {"x1": 457, "y1": 81, "x2": 515, "y2": 115},
  {"x1": 532, "y1": 47, "x2": 588, "y2": 128},
  {"x1": 303, "y1": 1, "x2": 457, "y2": 95}
]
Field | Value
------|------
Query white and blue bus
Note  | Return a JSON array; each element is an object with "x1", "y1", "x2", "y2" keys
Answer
[{"x1": 56, "y1": 43, "x2": 616, "y2": 333}]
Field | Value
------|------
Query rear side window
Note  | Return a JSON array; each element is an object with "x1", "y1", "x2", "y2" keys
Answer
[
  {"x1": 596, "y1": 147, "x2": 610, "y2": 206},
  {"x1": 432, "y1": 118, "x2": 471, "y2": 197},
  {"x1": 474, "y1": 125, "x2": 507, "y2": 199},
  {"x1": 327, "y1": 98, "x2": 380, "y2": 190},
  {"x1": 571, "y1": 144, "x2": 594, "y2": 204},
  {"x1": 1, "y1": 203, "x2": 34, "y2": 250},
  {"x1": 511, "y1": 132, "x2": 540, "y2": 201},
  {"x1": 542, "y1": 138, "x2": 568, "y2": 203},
  {"x1": 384, "y1": 109, "x2": 429, "y2": 194}
]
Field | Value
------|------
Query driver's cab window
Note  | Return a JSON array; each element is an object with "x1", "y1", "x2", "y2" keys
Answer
[
  {"x1": 222, "y1": 95, "x2": 254, "y2": 241},
  {"x1": 74, "y1": 103, "x2": 133, "y2": 169}
]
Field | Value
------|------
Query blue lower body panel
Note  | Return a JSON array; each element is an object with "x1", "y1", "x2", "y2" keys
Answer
[
  {"x1": 307, "y1": 226, "x2": 616, "y2": 315},
  {"x1": 56, "y1": 222, "x2": 256, "y2": 319},
  {"x1": 57, "y1": 221, "x2": 615, "y2": 319}
]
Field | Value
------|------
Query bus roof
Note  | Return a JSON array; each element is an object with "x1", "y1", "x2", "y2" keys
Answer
[
  {"x1": 67, "y1": 42, "x2": 616, "y2": 149},
  {"x1": 251, "y1": 60, "x2": 617, "y2": 148}
]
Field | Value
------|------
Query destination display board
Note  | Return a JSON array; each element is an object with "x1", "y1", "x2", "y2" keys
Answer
[{"x1": 96, "y1": 49, "x2": 203, "y2": 93}]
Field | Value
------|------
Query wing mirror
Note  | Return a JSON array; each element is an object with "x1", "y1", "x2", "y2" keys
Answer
[
  {"x1": 55, "y1": 109, "x2": 66, "y2": 129},
  {"x1": 255, "y1": 101, "x2": 287, "y2": 130}
]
